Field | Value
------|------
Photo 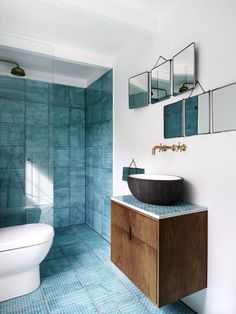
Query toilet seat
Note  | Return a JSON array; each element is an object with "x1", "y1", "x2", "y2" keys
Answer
[{"x1": 0, "y1": 223, "x2": 54, "y2": 252}]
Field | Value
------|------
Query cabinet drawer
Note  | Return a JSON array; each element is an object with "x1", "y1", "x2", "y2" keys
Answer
[
  {"x1": 111, "y1": 224, "x2": 157, "y2": 302},
  {"x1": 111, "y1": 201, "x2": 158, "y2": 249}
]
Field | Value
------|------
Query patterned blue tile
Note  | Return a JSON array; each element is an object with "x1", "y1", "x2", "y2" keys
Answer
[
  {"x1": 49, "y1": 106, "x2": 69, "y2": 126},
  {"x1": 70, "y1": 86, "x2": 85, "y2": 108},
  {"x1": 47, "y1": 289, "x2": 98, "y2": 313},
  {"x1": 53, "y1": 148, "x2": 70, "y2": 167},
  {"x1": 109, "y1": 301, "x2": 147, "y2": 314},
  {"x1": 70, "y1": 186, "x2": 85, "y2": 207},
  {"x1": 164, "y1": 101, "x2": 183, "y2": 138},
  {"x1": 25, "y1": 79, "x2": 49, "y2": 104},
  {"x1": 112, "y1": 195, "x2": 207, "y2": 219},
  {"x1": 1, "y1": 122, "x2": 25, "y2": 146},
  {"x1": 0, "y1": 187, "x2": 25, "y2": 208},
  {"x1": 45, "y1": 243, "x2": 63, "y2": 261},
  {"x1": 51, "y1": 126, "x2": 69, "y2": 147},
  {"x1": 7, "y1": 302, "x2": 49, "y2": 314},
  {"x1": 93, "y1": 245, "x2": 111, "y2": 262},
  {"x1": 26, "y1": 125, "x2": 48, "y2": 147},
  {"x1": 84, "y1": 236, "x2": 109, "y2": 250},
  {"x1": 0, "y1": 146, "x2": 25, "y2": 169},
  {"x1": 67, "y1": 251, "x2": 102, "y2": 269},
  {"x1": 52, "y1": 84, "x2": 70, "y2": 107},
  {"x1": 54, "y1": 167, "x2": 69, "y2": 188},
  {"x1": 54, "y1": 187, "x2": 70, "y2": 208},
  {"x1": 70, "y1": 126, "x2": 85, "y2": 147},
  {"x1": 0, "y1": 168, "x2": 24, "y2": 190},
  {"x1": 60, "y1": 241, "x2": 91, "y2": 256},
  {"x1": 70, "y1": 167, "x2": 85, "y2": 187},
  {"x1": 42, "y1": 270, "x2": 83, "y2": 298},
  {"x1": 0, "y1": 288, "x2": 44, "y2": 312},
  {"x1": 26, "y1": 146, "x2": 49, "y2": 167},
  {"x1": 1, "y1": 99, "x2": 25, "y2": 124},
  {"x1": 40, "y1": 256, "x2": 71, "y2": 278},
  {"x1": 53, "y1": 207, "x2": 70, "y2": 228},
  {"x1": 70, "y1": 107, "x2": 85, "y2": 126},
  {"x1": 70, "y1": 147, "x2": 85, "y2": 168},
  {"x1": 26, "y1": 102, "x2": 48, "y2": 128},
  {"x1": 69, "y1": 205, "x2": 85, "y2": 225}
]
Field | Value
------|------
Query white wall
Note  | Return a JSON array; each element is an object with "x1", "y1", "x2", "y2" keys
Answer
[{"x1": 113, "y1": 1, "x2": 236, "y2": 313}]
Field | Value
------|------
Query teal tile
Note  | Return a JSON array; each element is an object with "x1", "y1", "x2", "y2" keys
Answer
[
  {"x1": 26, "y1": 102, "x2": 48, "y2": 125},
  {"x1": 40, "y1": 256, "x2": 71, "y2": 278},
  {"x1": 26, "y1": 125, "x2": 48, "y2": 147},
  {"x1": 70, "y1": 86, "x2": 85, "y2": 108},
  {"x1": 164, "y1": 101, "x2": 183, "y2": 138},
  {"x1": 52, "y1": 84, "x2": 70, "y2": 106},
  {"x1": 53, "y1": 148, "x2": 69, "y2": 167},
  {"x1": 67, "y1": 251, "x2": 102, "y2": 269},
  {"x1": 50, "y1": 106, "x2": 69, "y2": 126},
  {"x1": 54, "y1": 187, "x2": 70, "y2": 208},
  {"x1": 42, "y1": 270, "x2": 83, "y2": 298},
  {"x1": 54, "y1": 167, "x2": 69, "y2": 188},
  {"x1": 1, "y1": 122, "x2": 25, "y2": 146},
  {"x1": 53, "y1": 207, "x2": 70, "y2": 227},
  {"x1": 0, "y1": 188, "x2": 25, "y2": 208},
  {"x1": 0, "y1": 287, "x2": 44, "y2": 312},
  {"x1": 47, "y1": 289, "x2": 97, "y2": 313},
  {"x1": 0, "y1": 146, "x2": 25, "y2": 169},
  {"x1": 7, "y1": 302, "x2": 48, "y2": 314},
  {"x1": 70, "y1": 147, "x2": 85, "y2": 168},
  {"x1": 26, "y1": 146, "x2": 49, "y2": 167},
  {"x1": 70, "y1": 126, "x2": 85, "y2": 147},
  {"x1": 70, "y1": 167, "x2": 85, "y2": 187},
  {"x1": 70, "y1": 108, "x2": 85, "y2": 126},
  {"x1": 1, "y1": 99, "x2": 25, "y2": 124},
  {"x1": 69, "y1": 205, "x2": 85, "y2": 225},
  {"x1": 70, "y1": 186, "x2": 85, "y2": 207},
  {"x1": 51, "y1": 126, "x2": 69, "y2": 147},
  {"x1": 0, "y1": 168, "x2": 24, "y2": 190}
]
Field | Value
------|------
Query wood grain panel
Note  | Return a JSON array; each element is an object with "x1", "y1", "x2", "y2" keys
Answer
[
  {"x1": 158, "y1": 211, "x2": 207, "y2": 307},
  {"x1": 111, "y1": 201, "x2": 130, "y2": 233},
  {"x1": 129, "y1": 209, "x2": 158, "y2": 249}
]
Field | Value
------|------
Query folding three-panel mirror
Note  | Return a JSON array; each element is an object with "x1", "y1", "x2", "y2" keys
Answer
[{"x1": 129, "y1": 43, "x2": 196, "y2": 109}]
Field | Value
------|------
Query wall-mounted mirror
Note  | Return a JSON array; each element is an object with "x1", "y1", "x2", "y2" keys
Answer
[
  {"x1": 212, "y1": 82, "x2": 236, "y2": 133},
  {"x1": 185, "y1": 92, "x2": 210, "y2": 136},
  {"x1": 151, "y1": 60, "x2": 171, "y2": 104},
  {"x1": 164, "y1": 100, "x2": 183, "y2": 138},
  {"x1": 173, "y1": 42, "x2": 196, "y2": 96},
  {"x1": 129, "y1": 71, "x2": 149, "y2": 109}
]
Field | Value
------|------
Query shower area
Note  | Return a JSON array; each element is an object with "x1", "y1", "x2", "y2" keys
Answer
[{"x1": 0, "y1": 45, "x2": 113, "y2": 241}]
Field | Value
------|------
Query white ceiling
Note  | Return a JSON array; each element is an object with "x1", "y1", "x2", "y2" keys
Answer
[
  {"x1": 0, "y1": 0, "x2": 179, "y2": 86},
  {"x1": 112, "y1": 0, "x2": 179, "y2": 18}
]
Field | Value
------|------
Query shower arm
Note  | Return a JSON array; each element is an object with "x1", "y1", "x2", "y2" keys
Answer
[{"x1": 0, "y1": 59, "x2": 19, "y2": 67}]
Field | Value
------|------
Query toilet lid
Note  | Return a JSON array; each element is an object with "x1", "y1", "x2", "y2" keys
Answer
[{"x1": 0, "y1": 223, "x2": 54, "y2": 252}]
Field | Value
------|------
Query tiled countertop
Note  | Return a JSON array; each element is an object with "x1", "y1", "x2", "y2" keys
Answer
[{"x1": 111, "y1": 195, "x2": 207, "y2": 219}]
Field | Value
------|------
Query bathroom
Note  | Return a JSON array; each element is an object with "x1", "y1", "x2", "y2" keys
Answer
[{"x1": 0, "y1": 1, "x2": 236, "y2": 314}]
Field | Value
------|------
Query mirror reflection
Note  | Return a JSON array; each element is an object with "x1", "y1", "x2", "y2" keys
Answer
[
  {"x1": 129, "y1": 72, "x2": 149, "y2": 109},
  {"x1": 164, "y1": 100, "x2": 183, "y2": 138},
  {"x1": 151, "y1": 60, "x2": 171, "y2": 104},
  {"x1": 213, "y1": 83, "x2": 236, "y2": 132},
  {"x1": 185, "y1": 92, "x2": 210, "y2": 136},
  {"x1": 173, "y1": 43, "x2": 195, "y2": 95}
]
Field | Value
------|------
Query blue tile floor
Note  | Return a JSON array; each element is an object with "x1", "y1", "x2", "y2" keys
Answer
[{"x1": 0, "y1": 224, "x2": 195, "y2": 313}]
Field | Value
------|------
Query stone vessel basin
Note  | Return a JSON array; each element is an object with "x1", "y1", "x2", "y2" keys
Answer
[{"x1": 127, "y1": 174, "x2": 184, "y2": 205}]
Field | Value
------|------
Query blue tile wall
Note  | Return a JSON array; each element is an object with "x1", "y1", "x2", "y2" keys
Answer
[
  {"x1": 85, "y1": 70, "x2": 113, "y2": 241},
  {"x1": 185, "y1": 95, "x2": 198, "y2": 136},
  {"x1": 0, "y1": 75, "x2": 86, "y2": 228},
  {"x1": 164, "y1": 100, "x2": 183, "y2": 138}
]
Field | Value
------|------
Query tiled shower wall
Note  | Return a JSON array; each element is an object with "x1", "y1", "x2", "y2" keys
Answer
[
  {"x1": 0, "y1": 75, "x2": 86, "y2": 228},
  {"x1": 85, "y1": 70, "x2": 113, "y2": 241}
]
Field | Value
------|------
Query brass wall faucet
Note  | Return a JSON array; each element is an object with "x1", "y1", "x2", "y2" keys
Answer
[{"x1": 152, "y1": 143, "x2": 187, "y2": 155}]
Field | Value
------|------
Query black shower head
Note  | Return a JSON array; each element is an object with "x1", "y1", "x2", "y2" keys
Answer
[{"x1": 0, "y1": 59, "x2": 26, "y2": 77}]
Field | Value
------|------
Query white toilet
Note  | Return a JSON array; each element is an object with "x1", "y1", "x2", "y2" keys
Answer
[{"x1": 0, "y1": 223, "x2": 54, "y2": 302}]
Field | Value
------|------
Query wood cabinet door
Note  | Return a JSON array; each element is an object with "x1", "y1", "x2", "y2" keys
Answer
[{"x1": 111, "y1": 202, "x2": 157, "y2": 302}]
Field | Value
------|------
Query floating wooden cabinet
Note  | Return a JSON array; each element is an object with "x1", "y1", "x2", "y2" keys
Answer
[{"x1": 111, "y1": 200, "x2": 207, "y2": 308}]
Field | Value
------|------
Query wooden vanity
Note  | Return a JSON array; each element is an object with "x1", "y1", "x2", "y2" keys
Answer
[{"x1": 111, "y1": 196, "x2": 207, "y2": 307}]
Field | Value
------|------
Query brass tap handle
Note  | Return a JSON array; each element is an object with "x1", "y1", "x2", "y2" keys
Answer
[
  {"x1": 172, "y1": 145, "x2": 178, "y2": 152},
  {"x1": 177, "y1": 143, "x2": 187, "y2": 152}
]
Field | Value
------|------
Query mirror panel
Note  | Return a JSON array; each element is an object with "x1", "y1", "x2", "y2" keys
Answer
[
  {"x1": 173, "y1": 43, "x2": 196, "y2": 96},
  {"x1": 129, "y1": 72, "x2": 149, "y2": 109},
  {"x1": 185, "y1": 92, "x2": 210, "y2": 136},
  {"x1": 164, "y1": 101, "x2": 183, "y2": 138},
  {"x1": 213, "y1": 83, "x2": 236, "y2": 132},
  {"x1": 151, "y1": 60, "x2": 171, "y2": 104}
]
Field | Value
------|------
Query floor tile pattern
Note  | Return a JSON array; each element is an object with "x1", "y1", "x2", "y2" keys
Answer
[{"x1": 0, "y1": 224, "x2": 195, "y2": 314}]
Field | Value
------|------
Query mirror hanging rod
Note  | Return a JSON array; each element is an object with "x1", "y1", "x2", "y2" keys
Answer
[{"x1": 188, "y1": 80, "x2": 206, "y2": 98}]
